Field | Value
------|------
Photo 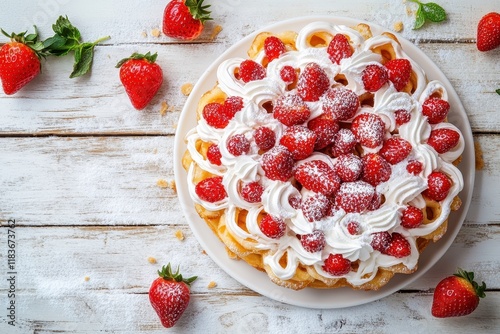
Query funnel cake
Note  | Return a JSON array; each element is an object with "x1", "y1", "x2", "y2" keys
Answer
[{"x1": 182, "y1": 21, "x2": 464, "y2": 290}]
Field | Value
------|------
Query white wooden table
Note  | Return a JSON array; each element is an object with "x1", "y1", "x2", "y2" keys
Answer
[{"x1": 1, "y1": 1, "x2": 499, "y2": 333}]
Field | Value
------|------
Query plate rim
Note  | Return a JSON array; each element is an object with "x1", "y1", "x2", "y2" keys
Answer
[{"x1": 173, "y1": 15, "x2": 475, "y2": 309}]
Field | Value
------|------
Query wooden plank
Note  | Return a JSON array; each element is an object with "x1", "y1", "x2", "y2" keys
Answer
[
  {"x1": 0, "y1": 224, "x2": 498, "y2": 295},
  {"x1": 0, "y1": 289, "x2": 498, "y2": 333},
  {"x1": 1, "y1": 134, "x2": 498, "y2": 226},
  {"x1": 0, "y1": 0, "x2": 497, "y2": 45}
]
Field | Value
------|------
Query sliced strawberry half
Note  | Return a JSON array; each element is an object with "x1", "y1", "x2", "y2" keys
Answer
[
  {"x1": 279, "y1": 125, "x2": 317, "y2": 160},
  {"x1": 295, "y1": 160, "x2": 340, "y2": 196}
]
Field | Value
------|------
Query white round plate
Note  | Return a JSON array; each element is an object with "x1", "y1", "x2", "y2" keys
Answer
[{"x1": 173, "y1": 16, "x2": 474, "y2": 309}]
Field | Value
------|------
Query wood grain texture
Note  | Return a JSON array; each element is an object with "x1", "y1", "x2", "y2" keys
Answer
[{"x1": 0, "y1": 134, "x2": 497, "y2": 226}]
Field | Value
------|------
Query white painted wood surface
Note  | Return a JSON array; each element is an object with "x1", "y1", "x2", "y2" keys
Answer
[{"x1": 1, "y1": 0, "x2": 499, "y2": 333}]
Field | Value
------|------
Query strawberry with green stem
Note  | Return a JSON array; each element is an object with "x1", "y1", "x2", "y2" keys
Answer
[
  {"x1": 162, "y1": 0, "x2": 212, "y2": 40},
  {"x1": 149, "y1": 263, "x2": 197, "y2": 328},
  {"x1": 116, "y1": 52, "x2": 163, "y2": 110},
  {"x1": 0, "y1": 26, "x2": 47, "y2": 95},
  {"x1": 43, "y1": 15, "x2": 110, "y2": 78},
  {"x1": 432, "y1": 268, "x2": 486, "y2": 318}
]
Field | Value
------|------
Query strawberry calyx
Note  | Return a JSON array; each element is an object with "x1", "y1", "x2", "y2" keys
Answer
[
  {"x1": 454, "y1": 268, "x2": 486, "y2": 298},
  {"x1": 186, "y1": 0, "x2": 212, "y2": 24},
  {"x1": 158, "y1": 263, "x2": 198, "y2": 286},
  {"x1": 116, "y1": 51, "x2": 158, "y2": 68},
  {"x1": 1, "y1": 26, "x2": 48, "y2": 60}
]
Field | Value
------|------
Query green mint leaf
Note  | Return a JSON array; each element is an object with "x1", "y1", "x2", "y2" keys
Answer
[
  {"x1": 422, "y1": 2, "x2": 447, "y2": 22},
  {"x1": 414, "y1": 5, "x2": 426, "y2": 30},
  {"x1": 52, "y1": 16, "x2": 81, "y2": 43},
  {"x1": 70, "y1": 43, "x2": 95, "y2": 78},
  {"x1": 496, "y1": 89, "x2": 500, "y2": 95}
]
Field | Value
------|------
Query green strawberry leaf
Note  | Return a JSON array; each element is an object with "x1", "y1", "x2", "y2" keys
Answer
[
  {"x1": 496, "y1": 89, "x2": 500, "y2": 95},
  {"x1": 52, "y1": 15, "x2": 81, "y2": 43},
  {"x1": 414, "y1": 5, "x2": 426, "y2": 30},
  {"x1": 70, "y1": 43, "x2": 95, "y2": 78},
  {"x1": 422, "y1": 3, "x2": 447, "y2": 22}
]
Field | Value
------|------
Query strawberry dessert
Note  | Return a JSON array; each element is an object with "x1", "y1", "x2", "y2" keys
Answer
[{"x1": 182, "y1": 21, "x2": 464, "y2": 290}]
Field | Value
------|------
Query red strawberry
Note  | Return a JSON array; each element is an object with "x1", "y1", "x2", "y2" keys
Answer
[
  {"x1": 0, "y1": 28, "x2": 44, "y2": 95},
  {"x1": 394, "y1": 109, "x2": 411, "y2": 126},
  {"x1": 334, "y1": 153, "x2": 363, "y2": 182},
  {"x1": 335, "y1": 180, "x2": 375, "y2": 213},
  {"x1": 264, "y1": 36, "x2": 286, "y2": 62},
  {"x1": 295, "y1": 160, "x2": 341, "y2": 196},
  {"x1": 149, "y1": 264, "x2": 197, "y2": 328},
  {"x1": 300, "y1": 230, "x2": 326, "y2": 252},
  {"x1": 279, "y1": 125, "x2": 317, "y2": 160},
  {"x1": 327, "y1": 34, "x2": 353, "y2": 65},
  {"x1": 253, "y1": 126, "x2": 276, "y2": 151},
  {"x1": 406, "y1": 160, "x2": 423, "y2": 175},
  {"x1": 239, "y1": 59, "x2": 266, "y2": 83},
  {"x1": 117, "y1": 52, "x2": 163, "y2": 110},
  {"x1": 261, "y1": 145, "x2": 294, "y2": 181},
  {"x1": 321, "y1": 87, "x2": 360, "y2": 121},
  {"x1": 351, "y1": 113, "x2": 385, "y2": 148},
  {"x1": 331, "y1": 128, "x2": 357, "y2": 157},
  {"x1": 476, "y1": 12, "x2": 500, "y2": 52},
  {"x1": 297, "y1": 62, "x2": 330, "y2": 102},
  {"x1": 347, "y1": 221, "x2": 361, "y2": 235},
  {"x1": 260, "y1": 214, "x2": 286, "y2": 239},
  {"x1": 386, "y1": 232, "x2": 411, "y2": 258},
  {"x1": 361, "y1": 153, "x2": 392, "y2": 186},
  {"x1": 424, "y1": 171, "x2": 452, "y2": 201},
  {"x1": 379, "y1": 137, "x2": 412, "y2": 164},
  {"x1": 422, "y1": 97, "x2": 450, "y2": 124},
  {"x1": 432, "y1": 268, "x2": 486, "y2": 318},
  {"x1": 367, "y1": 192, "x2": 382, "y2": 211},
  {"x1": 162, "y1": 0, "x2": 212, "y2": 40},
  {"x1": 301, "y1": 193, "x2": 331, "y2": 222},
  {"x1": 280, "y1": 65, "x2": 297, "y2": 84},
  {"x1": 322, "y1": 253, "x2": 351, "y2": 276},
  {"x1": 202, "y1": 102, "x2": 230, "y2": 129},
  {"x1": 427, "y1": 128, "x2": 460, "y2": 154},
  {"x1": 274, "y1": 93, "x2": 311, "y2": 126},
  {"x1": 362, "y1": 64, "x2": 388, "y2": 92},
  {"x1": 241, "y1": 181, "x2": 264, "y2": 203},
  {"x1": 385, "y1": 58, "x2": 412, "y2": 91},
  {"x1": 370, "y1": 231, "x2": 392, "y2": 253},
  {"x1": 195, "y1": 176, "x2": 226, "y2": 202},
  {"x1": 401, "y1": 205, "x2": 423, "y2": 228},
  {"x1": 223, "y1": 96, "x2": 244, "y2": 117},
  {"x1": 307, "y1": 114, "x2": 339, "y2": 150},
  {"x1": 226, "y1": 134, "x2": 250, "y2": 156},
  {"x1": 206, "y1": 143, "x2": 222, "y2": 165}
]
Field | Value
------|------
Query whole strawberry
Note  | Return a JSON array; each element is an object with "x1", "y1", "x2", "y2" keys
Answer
[
  {"x1": 116, "y1": 52, "x2": 163, "y2": 110},
  {"x1": 149, "y1": 263, "x2": 197, "y2": 328},
  {"x1": 0, "y1": 27, "x2": 46, "y2": 95},
  {"x1": 477, "y1": 12, "x2": 500, "y2": 52},
  {"x1": 431, "y1": 268, "x2": 486, "y2": 318},
  {"x1": 162, "y1": 0, "x2": 212, "y2": 40}
]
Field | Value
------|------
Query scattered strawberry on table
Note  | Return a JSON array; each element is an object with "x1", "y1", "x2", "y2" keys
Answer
[
  {"x1": 116, "y1": 52, "x2": 163, "y2": 110},
  {"x1": 162, "y1": 0, "x2": 212, "y2": 40},
  {"x1": 476, "y1": 12, "x2": 500, "y2": 52},
  {"x1": 432, "y1": 268, "x2": 486, "y2": 318},
  {"x1": 0, "y1": 27, "x2": 46, "y2": 95},
  {"x1": 149, "y1": 263, "x2": 197, "y2": 328}
]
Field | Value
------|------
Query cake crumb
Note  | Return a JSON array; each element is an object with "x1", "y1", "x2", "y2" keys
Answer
[
  {"x1": 393, "y1": 21, "x2": 404, "y2": 32},
  {"x1": 148, "y1": 257, "x2": 157, "y2": 264},
  {"x1": 474, "y1": 141, "x2": 485, "y2": 170},
  {"x1": 84, "y1": 276, "x2": 90, "y2": 282},
  {"x1": 175, "y1": 230, "x2": 185, "y2": 241},
  {"x1": 207, "y1": 281, "x2": 217, "y2": 289},
  {"x1": 181, "y1": 83, "x2": 194, "y2": 96},
  {"x1": 157, "y1": 179, "x2": 169, "y2": 188},
  {"x1": 210, "y1": 25, "x2": 223, "y2": 40},
  {"x1": 160, "y1": 101, "x2": 169, "y2": 116},
  {"x1": 151, "y1": 28, "x2": 161, "y2": 37},
  {"x1": 201, "y1": 249, "x2": 207, "y2": 255},
  {"x1": 141, "y1": 31, "x2": 148, "y2": 38}
]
